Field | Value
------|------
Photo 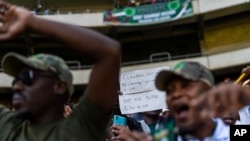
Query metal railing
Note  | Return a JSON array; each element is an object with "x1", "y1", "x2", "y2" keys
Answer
[
  {"x1": 65, "y1": 61, "x2": 81, "y2": 69},
  {"x1": 121, "y1": 52, "x2": 203, "y2": 67},
  {"x1": 0, "y1": 52, "x2": 204, "y2": 71},
  {"x1": 149, "y1": 52, "x2": 171, "y2": 63}
]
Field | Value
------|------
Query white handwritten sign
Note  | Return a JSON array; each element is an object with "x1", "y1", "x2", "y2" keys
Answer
[
  {"x1": 119, "y1": 90, "x2": 167, "y2": 114},
  {"x1": 120, "y1": 67, "x2": 169, "y2": 95},
  {"x1": 119, "y1": 67, "x2": 169, "y2": 114}
]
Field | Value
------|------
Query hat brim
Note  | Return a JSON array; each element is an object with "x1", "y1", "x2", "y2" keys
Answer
[
  {"x1": 2, "y1": 52, "x2": 75, "y2": 95},
  {"x1": 155, "y1": 70, "x2": 189, "y2": 91},
  {"x1": 2, "y1": 52, "x2": 39, "y2": 77}
]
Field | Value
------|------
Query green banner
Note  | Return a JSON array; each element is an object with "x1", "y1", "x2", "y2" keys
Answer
[{"x1": 103, "y1": 0, "x2": 193, "y2": 25}]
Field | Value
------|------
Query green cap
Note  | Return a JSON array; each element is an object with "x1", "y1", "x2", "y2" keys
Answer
[
  {"x1": 2, "y1": 52, "x2": 74, "y2": 95},
  {"x1": 155, "y1": 61, "x2": 214, "y2": 91}
]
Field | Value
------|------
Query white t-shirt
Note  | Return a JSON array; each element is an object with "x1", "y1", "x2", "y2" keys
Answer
[
  {"x1": 139, "y1": 120, "x2": 161, "y2": 134},
  {"x1": 235, "y1": 106, "x2": 250, "y2": 125},
  {"x1": 139, "y1": 120, "x2": 151, "y2": 134},
  {"x1": 177, "y1": 118, "x2": 230, "y2": 141}
]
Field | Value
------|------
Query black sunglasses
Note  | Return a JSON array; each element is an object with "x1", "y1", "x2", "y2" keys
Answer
[{"x1": 12, "y1": 69, "x2": 57, "y2": 86}]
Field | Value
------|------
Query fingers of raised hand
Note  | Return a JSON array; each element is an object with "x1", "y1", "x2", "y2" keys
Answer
[
  {"x1": 207, "y1": 83, "x2": 244, "y2": 118},
  {"x1": 0, "y1": 4, "x2": 6, "y2": 22}
]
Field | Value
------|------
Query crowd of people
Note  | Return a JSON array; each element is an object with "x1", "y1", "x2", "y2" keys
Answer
[
  {"x1": 1, "y1": 1, "x2": 250, "y2": 141},
  {"x1": 114, "y1": 0, "x2": 166, "y2": 9}
]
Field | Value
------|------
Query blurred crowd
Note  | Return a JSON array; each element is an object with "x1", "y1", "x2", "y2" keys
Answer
[{"x1": 114, "y1": 0, "x2": 167, "y2": 9}]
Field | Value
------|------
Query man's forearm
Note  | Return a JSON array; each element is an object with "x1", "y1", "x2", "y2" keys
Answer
[{"x1": 26, "y1": 15, "x2": 120, "y2": 59}]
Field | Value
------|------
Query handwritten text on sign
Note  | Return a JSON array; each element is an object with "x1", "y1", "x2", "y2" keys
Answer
[
  {"x1": 120, "y1": 67, "x2": 169, "y2": 95},
  {"x1": 119, "y1": 90, "x2": 167, "y2": 114}
]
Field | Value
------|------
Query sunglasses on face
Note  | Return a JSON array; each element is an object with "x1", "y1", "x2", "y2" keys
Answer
[{"x1": 12, "y1": 69, "x2": 57, "y2": 86}]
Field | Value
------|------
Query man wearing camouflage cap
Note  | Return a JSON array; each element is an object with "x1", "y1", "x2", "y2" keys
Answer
[
  {"x1": 153, "y1": 61, "x2": 230, "y2": 141},
  {"x1": 0, "y1": 1, "x2": 120, "y2": 141}
]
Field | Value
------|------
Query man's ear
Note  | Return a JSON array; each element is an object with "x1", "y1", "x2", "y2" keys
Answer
[{"x1": 54, "y1": 81, "x2": 68, "y2": 95}]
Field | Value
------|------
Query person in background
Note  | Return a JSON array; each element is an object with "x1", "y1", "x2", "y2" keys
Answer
[
  {"x1": 106, "y1": 97, "x2": 149, "y2": 140},
  {"x1": 139, "y1": 109, "x2": 163, "y2": 135},
  {"x1": 127, "y1": 112, "x2": 144, "y2": 121},
  {"x1": 0, "y1": 1, "x2": 121, "y2": 141},
  {"x1": 104, "y1": 115, "x2": 152, "y2": 141},
  {"x1": 160, "y1": 108, "x2": 170, "y2": 119},
  {"x1": 112, "y1": 93, "x2": 144, "y2": 132}
]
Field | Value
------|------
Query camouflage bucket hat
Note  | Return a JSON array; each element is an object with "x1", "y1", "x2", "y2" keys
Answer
[
  {"x1": 2, "y1": 52, "x2": 74, "y2": 95},
  {"x1": 155, "y1": 61, "x2": 214, "y2": 91}
]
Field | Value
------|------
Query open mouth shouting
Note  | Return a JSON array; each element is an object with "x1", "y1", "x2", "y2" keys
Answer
[{"x1": 173, "y1": 103, "x2": 190, "y2": 120}]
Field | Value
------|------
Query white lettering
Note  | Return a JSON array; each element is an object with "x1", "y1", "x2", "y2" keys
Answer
[
  {"x1": 160, "y1": 16, "x2": 171, "y2": 21},
  {"x1": 160, "y1": 10, "x2": 176, "y2": 16},
  {"x1": 241, "y1": 129, "x2": 247, "y2": 136},
  {"x1": 138, "y1": 19, "x2": 152, "y2": 23},
  {"x1": 234, "y1": 129, "x2": 247, "y2": 136},
  {"x1": 133, "y1": 15, "x2": 143, "y2": 20},
  {"x1": 234, "y1": 129, "x2": 241, "y2": 136},
  {"x1": 143, "y1": 13, "x2": 160, "y2": 19}
]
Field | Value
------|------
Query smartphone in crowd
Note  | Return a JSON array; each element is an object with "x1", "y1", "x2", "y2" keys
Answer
[{"x1": 113, "y1": 115, "x2": 127, "y2": 126}]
